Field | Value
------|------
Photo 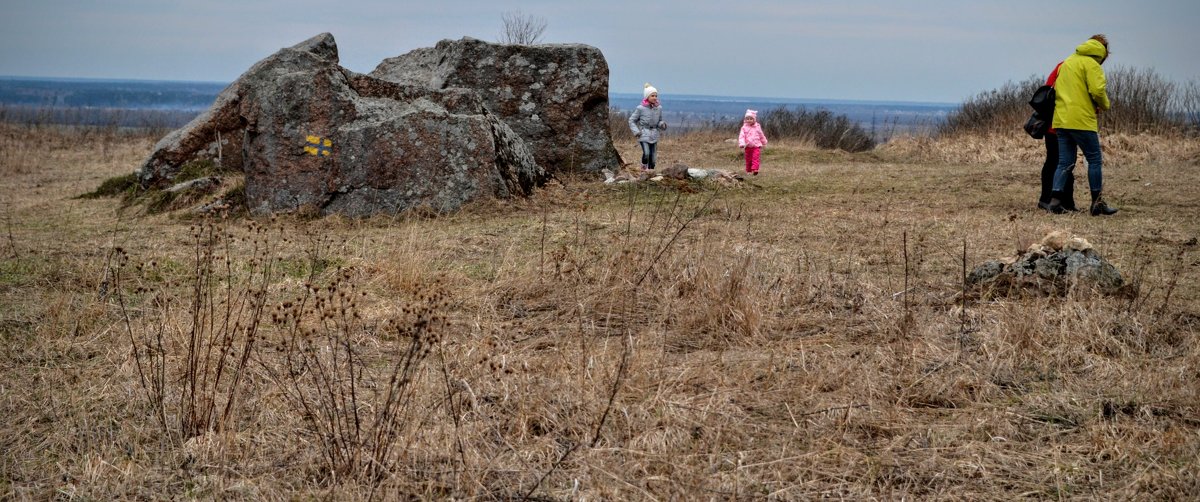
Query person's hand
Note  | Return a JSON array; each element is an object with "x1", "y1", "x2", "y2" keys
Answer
[{"x1": 659, "y1": 121, "x2": 667, "y2": 130}]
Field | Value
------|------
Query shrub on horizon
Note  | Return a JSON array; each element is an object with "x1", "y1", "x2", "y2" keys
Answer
[
  {"x1": 759, "y1": 106, "x2": 876, "y2": 152},
  {"x1": 938, "y1": 66, "x2": 1196, "y2": 138}
]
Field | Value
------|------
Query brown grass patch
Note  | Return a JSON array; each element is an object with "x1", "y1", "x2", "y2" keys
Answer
[
  {"x1": 882, "y1": 131, "x2": 1200, "y2": 168},
  {"x1": 2, "y1": 124, "x2": 1198, "y2": 499}
]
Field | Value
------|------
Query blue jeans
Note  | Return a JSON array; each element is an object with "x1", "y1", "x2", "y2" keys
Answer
[
  {"x1": 1053, "y1": 129, "x2": 1103, "y2": 193},
  {"x1": 639, "y1": 141, "x2": 658, "y2": 169}
]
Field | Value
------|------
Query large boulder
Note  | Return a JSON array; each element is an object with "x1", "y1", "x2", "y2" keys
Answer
[
  {"x1": 137, "y1": 33, "x2": 544, "y2": 216},
  {"x1": 371, "y1": 37, "x2": 621, "y2": 174}
]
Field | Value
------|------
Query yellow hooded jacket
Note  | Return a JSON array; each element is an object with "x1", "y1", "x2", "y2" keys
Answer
[{"x1": 1051, "y1": 39, "x2": 1111, "y2": 132}]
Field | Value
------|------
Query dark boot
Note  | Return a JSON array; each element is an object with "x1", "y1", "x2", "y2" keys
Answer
[
  {"x1": 1061, "y1": 173, "x2": 1079, "y2": 211},
  {"x1": 1060, "y1": 192, "x2": 1080, "y2": 212},
  {"x1": 1090, "y1": 191, "x2": 1118, "y2": 216},
  {"x1": 1046, "y1": 193, "x2": 1066, "y2": 214}
]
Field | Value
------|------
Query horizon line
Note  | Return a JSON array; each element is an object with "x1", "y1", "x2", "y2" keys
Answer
[
  {"x1": 0, "y1": 74, "x2": 959, "y2": 107},
  {"x1": 608, "y1": 92, "x2": 956, "y2": 107}
]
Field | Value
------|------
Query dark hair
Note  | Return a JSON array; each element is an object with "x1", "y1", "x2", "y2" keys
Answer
[{"x1": 1090, "y1": 34, "x2": 1110, "y2": 63}]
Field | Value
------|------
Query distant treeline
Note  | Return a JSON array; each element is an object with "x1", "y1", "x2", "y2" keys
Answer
[
  {"x1": 0, "y1": 104, "x2": 199, "y2": 131},
  {"x1": 0, "y1": 78, "x2": 225, "y2": 110}
]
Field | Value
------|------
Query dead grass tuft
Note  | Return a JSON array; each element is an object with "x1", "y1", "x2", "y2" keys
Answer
[{"x1": 880, "y1": 132, "x2": 1200, "y2": 167}]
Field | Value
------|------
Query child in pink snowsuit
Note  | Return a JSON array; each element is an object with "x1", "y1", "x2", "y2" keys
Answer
[{"x1": 738, "y1": 110, "x2": 767, "y2": 175}]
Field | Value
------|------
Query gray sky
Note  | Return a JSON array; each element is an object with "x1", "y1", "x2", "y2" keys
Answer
[{"x1": 2, "y1": 0, "x2": 1197, "y2": 103}]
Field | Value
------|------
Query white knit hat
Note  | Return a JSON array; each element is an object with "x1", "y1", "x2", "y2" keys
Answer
[{"x1": 643, "y1": 83, "x2": 658, "y2": 99}]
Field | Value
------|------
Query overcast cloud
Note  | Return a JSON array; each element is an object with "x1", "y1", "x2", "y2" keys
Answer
[{"x1": 2, "y1": 0, "x2": 1197, "y2": 103}]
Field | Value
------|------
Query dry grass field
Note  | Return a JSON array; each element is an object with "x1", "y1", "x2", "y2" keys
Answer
[{"x1": 1, "y1": 122, "x2": 1198, "y2": 500}]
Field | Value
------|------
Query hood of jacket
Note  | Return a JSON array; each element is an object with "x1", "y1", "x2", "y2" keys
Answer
[
  {"x1": 1075, "y1": 39, "x2": 1107, "y2": 62},
  {"x1": 1052, "y1": 39, "x2": 1110, "y2": 132}
]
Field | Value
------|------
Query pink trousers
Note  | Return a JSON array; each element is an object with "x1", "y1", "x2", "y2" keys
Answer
[{"x1": 744, "y1": 147, "x2": 761, "y2": 173}]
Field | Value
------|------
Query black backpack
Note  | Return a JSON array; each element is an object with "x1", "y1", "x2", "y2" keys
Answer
[{"x1": 1023, "y1": 85, "x2": 1055, "y2": 139}]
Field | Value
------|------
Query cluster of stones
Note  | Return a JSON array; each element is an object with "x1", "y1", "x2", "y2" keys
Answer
[{"x1": 967, "y1": 231, "x2": 1124, "y2": 296}]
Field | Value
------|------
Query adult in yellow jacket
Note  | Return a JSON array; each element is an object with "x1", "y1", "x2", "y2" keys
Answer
[{"x1": 1048, "y1": 35, "x2": 1117, "y2": 216}]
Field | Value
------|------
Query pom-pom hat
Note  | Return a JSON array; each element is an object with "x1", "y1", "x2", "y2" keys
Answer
[
  {"x1": 745, "y1": 109, "x2": 758, "y2": 118},
  {"x1": 643, "y1": 83, "x2": 658, "y2": 99}
]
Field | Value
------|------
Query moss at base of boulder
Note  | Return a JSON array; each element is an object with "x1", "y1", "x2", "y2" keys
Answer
[{"x1": 78, "y1": 173, "x2": 139, "y2": 200}]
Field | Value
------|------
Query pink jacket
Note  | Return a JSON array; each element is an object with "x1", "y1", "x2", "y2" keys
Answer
[{"x1": 738, "y1": 123, "x2": 768, "y2": 148}]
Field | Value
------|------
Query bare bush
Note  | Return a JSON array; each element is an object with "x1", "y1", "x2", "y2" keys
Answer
[
  {"x1": 937, "y1": 76, "x2": 1042, "y2": 137},
  {"x1": 938, "y1": 67, "x2": 1196, "y2": 138},
  {"x1": 499, "y1": 10, "x2": 547, "y2": 45},
  {"x1": 656, "y1": 106, "x2": 875, "y2": 152},
  {"x1": 760, "y1": 106, "x2": 876, "y2": 152},
  {"x1": 1182, "y1": 78, "x2": 1200, "y2": 132},
  {"x1": 114, "y1": 217, "x2": 277, "y2": 442},
  {"x1": 1102, "y1": 66, "x2": 1178, "y2": 134},
  {"x1": 273, "y1": 269, "x2": 449, "y2": 483},
  {"x1": 608, "y1": 107, "x2": 634, "y2": 142}
]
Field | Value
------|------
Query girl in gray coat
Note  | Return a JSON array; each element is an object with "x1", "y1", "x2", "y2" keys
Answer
[{"x1": 628, "y1": 83, "x2": 667, "y2": 171}]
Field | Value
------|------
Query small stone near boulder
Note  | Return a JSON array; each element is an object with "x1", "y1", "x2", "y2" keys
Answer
[
  {"x1": 166, "y1": 176, "x2": 221, "y2": 194},
  {"x1": 600, "y1": 163, "x2": 744, "y2": 186},
  {"x1": 601, "y1": 168, "x2": 649, "y2": 184},
  {"x1": 659, "y1": 163, "x2": 690, "y2": 180},
  {"x1": 967, "y1": 231, "x2": 1125, "y2": 296}
]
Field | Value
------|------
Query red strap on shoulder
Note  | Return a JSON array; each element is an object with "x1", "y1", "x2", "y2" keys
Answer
[{"x1": 1046, "y1": 61, "x2": 1064, "y2": 86}]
